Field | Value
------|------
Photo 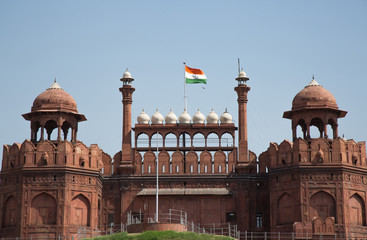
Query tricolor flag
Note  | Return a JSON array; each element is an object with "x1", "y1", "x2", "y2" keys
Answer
[{"x1": 185, "y1": 66, "x2": 207, "y2": 84}]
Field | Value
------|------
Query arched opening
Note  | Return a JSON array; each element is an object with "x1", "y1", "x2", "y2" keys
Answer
[
  {"x1": 45, "y1": 120, "x2": 58, "y2": 141},
  {"x1": 277, "y1": 193, "x2": 296, "y2": 225},
  {"x1": 2, "y1": 196, "x2": 17, "y2": 227},
  {"x1": 310, "y1": 191, "x2": 336, "y2": 221},
  {"x1": 349, "y1": 194, "x2": 366, "y2": 226},
  {"x1": 310, "y1": 118, "x2": 324, "y2": 139},
  {"x1": 193, "y1": 133, "x2": 205, "y2": 147},
  {"x1": 220, "y1": 133, "x2": 233, "y2": 147},
  {"x1": 32, "y1": 121, "x2": 41, "y2": 141},
  {"x1": 137, "y1": 133, "x2": 149, "y2": 148},
  {"x1": 179, "y1": 133, "x2": 191, "y2": 147},
  {"x1": 62, "y1": 121, "x2": 72, "y2": 141},
  {"x1": 207, "y1": 133, "x2": 219, "y2": 147},
  {"x1": 151, "y1": 133, "x2": 163, "y2": 148},
  {"x1": 296, "y1": 119, "x2": 307, "y2": 139},
  {"x1": 30, "y1": 193, "x2": 57, "y2": 225},
  {"x1": 71, "y1": 194, "x2": 90, "y2": 226},
  {"x1": 164, "y1": 133, "x2": 177, "y2": 148}
]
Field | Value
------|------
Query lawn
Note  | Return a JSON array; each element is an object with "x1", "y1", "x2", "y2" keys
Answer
[{"x1": 91, "y1": 231, "x2": 234, "y2": 240}]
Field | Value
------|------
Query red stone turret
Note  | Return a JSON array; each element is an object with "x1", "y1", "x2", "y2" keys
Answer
[
  {"x1": 22, "y1": 80, "x2": 86, "y2": 143},
  {"x1": 283, "y1": 76, "x2": 347, "y2": 141}
]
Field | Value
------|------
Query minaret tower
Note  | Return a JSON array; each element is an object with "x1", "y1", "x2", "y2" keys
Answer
[
  {"x1": 235, "y1": 69, "x2": 251, "y2": 169},
  {"x1": 118, "y1": 69, "x2": 135, "y2": 174}
]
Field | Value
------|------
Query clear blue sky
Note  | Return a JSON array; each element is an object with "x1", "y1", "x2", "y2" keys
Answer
[{"x1": 1, "y1": 0, "x2": 366, "y2": 160}]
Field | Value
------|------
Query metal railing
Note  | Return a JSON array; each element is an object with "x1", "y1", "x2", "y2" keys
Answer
[
  {"x1": 238, "y1": 231, "x2": 367, "y2": 240},
  {"x1": 126, "y1": 209, "x2": 240, "y2": 239}
]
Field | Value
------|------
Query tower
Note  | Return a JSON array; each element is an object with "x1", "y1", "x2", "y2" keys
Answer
[
  {"x1": 283, "y1": 77, "x2": 347, "y2": 141},
  {"x1": 0, "y1": 81, "x2": 103, "y2": 238},
  {"x1": 117, "y1": 69, "x2": 135, "y2": 174},
  {"x1": 259, "y1": 77, "x2": 367, "y2": 238},
  {"x1": 234, "y1": 69, "x2": 251, "y2": 172},
  {"x1": 22, "y1": 80, "x2": 86, "y2": 142}
]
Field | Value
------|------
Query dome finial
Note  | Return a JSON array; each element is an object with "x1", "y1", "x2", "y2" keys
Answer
[
  {"x1": 306, "y1": 74, "x2": 319, "y2": 87},
  {"x1": 120, "y1": 67, "x2": 134, "y2": 85},
  {"x1": 48, "y1": 79, "x2": 62, "y2": 90},
  {"x1": 236, "y1": 67, "x2": 249, "y2": 85}
]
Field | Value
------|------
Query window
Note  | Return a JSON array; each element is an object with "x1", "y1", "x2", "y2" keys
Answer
[
  {"x1": 148, "y1": 166, "x2": 151, "y2": 173},
  {"x1": 226, "y1": 212, "x2": 236, "y2": 222},
  {"x1": 256, "y1": 213, "x2": 263, "y2": 228},
  {"x1": 108, "y1": 214, "x2": 114, "y2": 226},
  {"x1": 190, "y1": 165, "x2": 193, "y2": 173},
  {"x1": 176, "y1": 166, "x2": 179, "y2": 173},
  {"x1": 162, "y1": 165, "x2": 165, "y2": 173}
]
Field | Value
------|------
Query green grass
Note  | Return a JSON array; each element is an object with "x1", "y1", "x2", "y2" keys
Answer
[{"x1": 91, "y1": 231, "x2": 234, "y2": 240}]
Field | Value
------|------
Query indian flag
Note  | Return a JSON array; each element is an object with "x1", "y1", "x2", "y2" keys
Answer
[{"x1": 185, "y1": 66, "x2": 207, "y2": 84}]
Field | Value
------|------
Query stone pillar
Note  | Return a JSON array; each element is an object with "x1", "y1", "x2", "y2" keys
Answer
[
  {"x1": 235, "y1": 84, "x2": 250, "y2": 163},
  {"x1": 57, "y1": 123, "x2": 62, "y2": 142},
  {"x1": 40, "y1": 126, "x2": 45, "y2": 141},
  {"x1": 333, "y1": 124, "x2": 338, "y2": 139},
  {"x1": 324, "y1": 124, "x2": 328, "y2": 138},
  {"x1": 119, "y1": 85, "x2": 135, "y2": 174}
]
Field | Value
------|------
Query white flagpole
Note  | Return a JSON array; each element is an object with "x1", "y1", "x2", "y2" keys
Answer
[
  {"x1": 184, "y1": 62, "x2": 187, "y2": 110},
  {"x1": 156, "y1": 131, "x2": 159, "y2": 223}
]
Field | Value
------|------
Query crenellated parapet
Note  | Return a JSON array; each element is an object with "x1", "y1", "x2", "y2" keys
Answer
[
  {"x1": 259, "y1": 138, "x2": 366, "y2": 171},
  {"x1": 1, "y1": 140, "x2": 107, "y2": 173}
]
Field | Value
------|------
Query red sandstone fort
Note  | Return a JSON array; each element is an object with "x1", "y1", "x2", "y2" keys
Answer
[{"x1": 1, "y1": 69, "x2": 366, "y2": 239}]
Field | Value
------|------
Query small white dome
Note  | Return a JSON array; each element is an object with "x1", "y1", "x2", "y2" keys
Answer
[
  {"x1": 179, "y1": 109, "x2": 191, "y2": 124},
  {"x1": 207, "y1": 108, "x2": 219, "y2": 124},
  {"x1": 238, "y1": 68, "x2": 247, "y2": 78},
  {"x1": 123, "y1": 68, "x2": 132, "y2": 79},
  {"x1": 137, "y1": 109, "x2": 150, "y2": 124},
  {"x1": 151, "y1": 108, "x2": 164, "y2": 124},
  {"x1": 193, "y1": 108, "x2": 205, "y2": 124},
  {"x1": 220, "y1": 108, "x2": 232, "y2": 124},
  {"x1": 165, "y1": 109, "x2": 178, "y2": 124}
]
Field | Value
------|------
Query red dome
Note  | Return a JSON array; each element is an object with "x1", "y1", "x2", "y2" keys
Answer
[
  {"x1": 31, "y1": 82, "x2": 78, "y2": 113},
  {"x1": 292, "y1": 82, "x2": 338, "y2": 111}
]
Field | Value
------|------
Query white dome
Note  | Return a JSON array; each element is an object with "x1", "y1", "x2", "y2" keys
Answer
[
  {"x1": 165, "y1": 109, "x2": 177, "y2": 124},
  {"x1": 193, "y1": 108, "x2": 205, "y2": 124},
  {"x1": 123, "y1": 68, "x2": 132, "y2": 79},
  {"x1": 220, "y1": 108, "x2": 232, "y2": 124},
  {"x1": 151, "y1": 108, "x2": 164, "y2": 124},
  {"x1": 137, "y1": 109, "x2": 150, "y2": 124},
  {"x1": 179, "y1": 109, "x2": 191, "y2": 124},
  {"x1": 207, "y1": 109, "x2": 219, "y2": 124},
  {"x1": 238, "y1": 68, "x2": 247, "y2": 78}
]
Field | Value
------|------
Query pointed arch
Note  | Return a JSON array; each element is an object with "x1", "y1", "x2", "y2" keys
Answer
[
  {"x1": 214, "y1": 150, "x2": 226, "y2": 173},
  {"x1": 143, "y1": 151, "x2": 156, "y2": 174},
  {"x1": 71, "y1": 194, "x2": 90, "y2": 226},
  {"x1": 200, "y1": 151, "x2": 212, "y2": 174},
  {"x1": 30, "y1": 192, "x2": 57, "y2": 225},
  {"x1": 277, "y1": 192, "x2": 296, "y2": 225},
  {"x1": 185, "y1": 151, "x2": 198, "y2": 174},
  {"x1": 349, "y1": 193, "x2": 366, "y2": 226},
  {"x1": 2, "y1": 196, "x2": 17, "y2": 227},
  {"x1": 172, "y1": 151, "x2": 184, "y2": 174},
  {"x1": 310, "y1": 191, "x2": 336, "y2": 221}
]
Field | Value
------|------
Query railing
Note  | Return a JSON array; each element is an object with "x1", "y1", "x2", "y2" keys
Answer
[
  {"x1": 238, "y1": 231, "x2": 367, "y2": 240},
  {"x1": 126, "y1": 209, "x2": 240, "y2": 239},
  {"x1": 127, "y1": 209, "x2": 187, "y2": 225}
]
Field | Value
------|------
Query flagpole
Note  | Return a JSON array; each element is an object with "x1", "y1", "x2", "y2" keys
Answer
[
  {"x1": 155, "y1": 131, "x2": 159, "y2": 223},
  {"x1": 183, "y1": 62, "x2": 187, "y2": 110}
]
